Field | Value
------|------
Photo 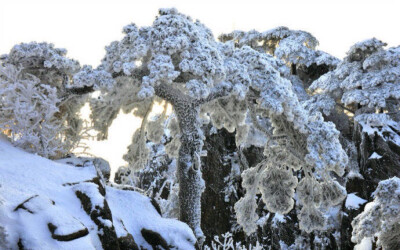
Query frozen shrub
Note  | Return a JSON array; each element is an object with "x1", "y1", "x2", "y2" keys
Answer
[{"x1": 0, "y1": 42, "x2": 90, "y2": 158}]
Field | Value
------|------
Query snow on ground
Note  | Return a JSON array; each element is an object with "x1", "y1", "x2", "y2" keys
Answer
[
  {"x1": 345, "y1": 193, "x2": 367, "y2": 210},
  {"x1": 0, "y1": 137, "x2": 195, "y2": 249},
  {"x1": 0, "y1": 137, "x2": 100, "y2": 249}
]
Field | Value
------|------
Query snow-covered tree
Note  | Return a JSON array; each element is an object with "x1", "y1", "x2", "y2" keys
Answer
[
  {"x1": 310, "y1": 38, "x2": 400, "y2": 122},
  {"x1": 309, "y1": 38, "x2": 400, "y2": 157},
  {"x1": 83, "y1": 8, "x2": 347, "y2": 242},
  {"x1": 351, "y1": 177, "x2": 400, "y2": 249},
  {"x1": 0, "y1": 42, "x2": 91, "y2": 158}
]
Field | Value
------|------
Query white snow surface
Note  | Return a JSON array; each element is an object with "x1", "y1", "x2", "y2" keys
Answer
[
  {"x1": 345, "y1": 193, "x2": 367, "y2": 210},
  {"x1": 368, "y1": 152, "x2": 382, "y2": 160},
  {"x1": 0, "y1": 137, "x2": 195, "y2": 249}
]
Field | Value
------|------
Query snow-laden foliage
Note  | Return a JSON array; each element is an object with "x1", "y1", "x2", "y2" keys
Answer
[
  {"x1": 0, "y1": 42, "x2": 88, "y2": 158},
  {"x1": 219, "y1": 27, "x2": 340, "y2": 68},
  {"x1": 352, "y1": 177, "x2": 400, "y2": 249},
  {"x1": 310, "y1": 38, "x2": 400, "y2": 123},
  {"x1": 79, "y1": 8, "x2": 347, "y2": 240},
  {"x1": 98, "y1": 8, "x2": 228, "y2": 101}
]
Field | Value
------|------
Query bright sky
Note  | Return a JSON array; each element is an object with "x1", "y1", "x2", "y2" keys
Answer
[{"x1": 1, "y1": 0, "x2": 399, "y2": 178}]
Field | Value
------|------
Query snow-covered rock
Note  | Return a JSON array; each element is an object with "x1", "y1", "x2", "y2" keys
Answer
[{"x1": 0, "y1": 137, "x2": 195, "y2": 249}]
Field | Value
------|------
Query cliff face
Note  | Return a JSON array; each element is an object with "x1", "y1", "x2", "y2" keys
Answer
[
  {"x1": 0, "y1": 138, "x2": 195, "y2": 250},
  {"x1": 201, "y1": 123, "x2": 400, "y2": 248}
]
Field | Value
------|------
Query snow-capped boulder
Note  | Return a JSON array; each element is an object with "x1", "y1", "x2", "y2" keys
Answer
[{"x1": 0, "y1": 137, "x2": 195, "y2": 249}]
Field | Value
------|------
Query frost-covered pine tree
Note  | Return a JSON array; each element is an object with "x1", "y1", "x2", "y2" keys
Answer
[
  {"x1": 351, "y1": 177, "x2": 400, "y2": 249},
  {"x1": 0, "y1": 42, "x2": 92, "y2": 158},
  {"x1": 83, "y1": 8, "x2": 348, "y2": 242}
]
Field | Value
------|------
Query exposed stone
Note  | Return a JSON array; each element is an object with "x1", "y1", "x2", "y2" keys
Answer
[
  {"x1": 201, "y1": 125, "x2": 266, "y2": 246},
  {"x1": 150, "y1": 198, "x2": 162, "y2": 216},
  {"x1": 118, "y1": 233, "x2": 139, "y2": 250},
  {"x1": 141, "y1": 228, "x2": 170, "y2": 250},
  {"x1": 47, "y1": 223, "x2": 89, "y2": 241}
]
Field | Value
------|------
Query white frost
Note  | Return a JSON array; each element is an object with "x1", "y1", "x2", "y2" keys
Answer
[{"x1": 369, "y1": 152, "x2": 382, "y2": 160}]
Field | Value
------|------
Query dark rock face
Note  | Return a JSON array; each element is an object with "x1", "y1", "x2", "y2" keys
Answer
[
  {"x1": 201, "y1": 126, "x2": 267, "y2": 246},
  {"x1": 353, "y1": 123, "x2": 400, "y2": 198},
  {"x1": 258, "y1": 209, "x2": 300, "y2": 248},
  {"x1": 201, "y1": 126, "x2": 238, "y2": 245},
  {"x1": 296, "y1": 63, "x2": 332, "y2": 88}
]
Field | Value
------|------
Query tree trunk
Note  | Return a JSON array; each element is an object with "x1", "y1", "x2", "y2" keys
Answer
[
  {"x1": 154, "y1": 84, "x2": 205, "y2": 244},
  {"x1": 175, "y1": 99, "x2": 205, "y2": 243}
]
